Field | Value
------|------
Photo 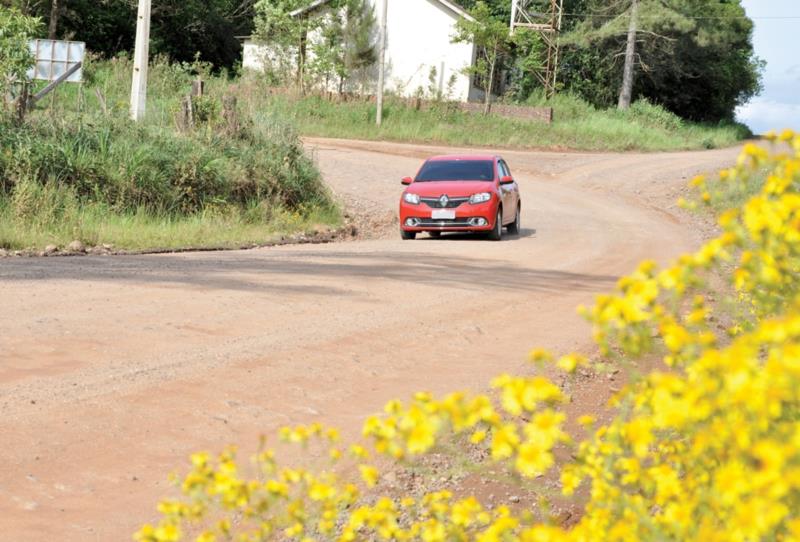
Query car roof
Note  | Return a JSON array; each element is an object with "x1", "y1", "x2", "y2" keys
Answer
[{"x1": 427, "y1": 155, "x2": 497, "y2": 162}]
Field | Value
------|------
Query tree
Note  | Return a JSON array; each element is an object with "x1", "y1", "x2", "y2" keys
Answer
[
  {"x1": 340, "y1": 0, "x2": 376, "y2": 91},
  {"x1": 1, "y1": 0, "x2": 257, "y2": 70},
  {"x1": 505, "y1": 27, "x2": 546, "y2": 102},
  {"x1": 0, "y1": 6, "x2": 42, "y2": 113},
  {"x1": 563, "y1": 0, "x2": 695, "y2": 110},
  {"x1": 47, "y1": 0, "x2": 58, "y2": 38},
  {"x1": 561, "y1": 0, "x2": 762, "y2": 121},
  {"x1": 617, "y1": 0, "x2": 637, "y2": 109},
  {"x1": 452, "y1": 1, "x2": 510, "y2": 115},
  {"x1": 253, "y1": 0, "x2": 310, "y2": 87},
  {"x1": 255, "y1": 0, "x2": 375, "y2": 93}
]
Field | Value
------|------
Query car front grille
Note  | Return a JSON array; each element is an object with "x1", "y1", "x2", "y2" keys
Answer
[
  {"x1": 421, "y1": 196, "x2": 469, "y2": 209},
  {"x1": 413, "y1": 218, "x2": 475, "y2": 227}
]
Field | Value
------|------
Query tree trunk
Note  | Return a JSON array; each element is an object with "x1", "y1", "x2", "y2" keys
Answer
[
  {"x1": 48, "y1": 0, "x2": 60, "y2": 39},
  {"x1": 297, "y1": 22, "x2": 308, "y2": 95},
  {"x1": 484, "y1": 51, "x2": 496, "y2": 116},
  {"x1": 617, "y1": 0, "x2": 638, "y2": 110}
]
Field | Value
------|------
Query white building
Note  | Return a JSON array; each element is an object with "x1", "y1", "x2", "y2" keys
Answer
[{"x1": 242, "y1": 0, "x2": 490, "y2": 103}]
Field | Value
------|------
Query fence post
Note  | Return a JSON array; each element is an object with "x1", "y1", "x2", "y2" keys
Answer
[
  {"x1": 191, "y1": 79, "x2": 205, "y2": 98},
  {"x1": 178, "y1": 95, "x2": 194, "y2": 132}
]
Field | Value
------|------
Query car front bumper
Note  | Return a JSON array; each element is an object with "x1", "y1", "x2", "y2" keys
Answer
[{"x1": 399, "y1": 200, "x2": 497, "y2": 232}]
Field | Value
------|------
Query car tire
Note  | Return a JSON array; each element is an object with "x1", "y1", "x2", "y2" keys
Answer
[
  {"x1": 507, "y1": 203, "x2": 521, "y2": 235},
  {"x1": 488, "y1": 208, "x2": 503, "y2": 241},
  {"x1": 428, "y1": 231, "x2": 441, "y2": 238},
  {"x1": 401, "y1": 229, "x2": 416, "y2": 240}
]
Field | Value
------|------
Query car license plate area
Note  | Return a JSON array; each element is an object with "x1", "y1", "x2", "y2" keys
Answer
[{"x1": 431, "y1": 210, "x2": 456, "y2": 220}]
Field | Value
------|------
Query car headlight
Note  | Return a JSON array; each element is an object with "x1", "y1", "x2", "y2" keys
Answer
[
  {"x1": 403, "y1": 192, "x2": 420, "y2": 205},
  {"x1": 470, "y1": 192, "x2": 492, "y2": 204}
]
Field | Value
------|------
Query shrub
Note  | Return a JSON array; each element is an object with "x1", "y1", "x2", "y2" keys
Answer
[
  {"x1": 624, "y1": 98, "x2": 684, "y2": 132},
  {"x1": 136, "y1": 131, "x2": 800, "y2": 541},
  {"x1": 0, "y1": 112, "x2": 333, "y2": 217},
  {"x1": 0, "y1": 7, "x2": 42, "y2": 114}
]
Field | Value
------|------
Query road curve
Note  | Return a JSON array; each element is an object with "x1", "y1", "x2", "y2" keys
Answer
[{"x1": 0, "y1": 139, "x2": 741, "y2": 540}]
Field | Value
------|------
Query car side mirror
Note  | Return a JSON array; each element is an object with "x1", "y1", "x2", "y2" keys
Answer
[
  {"x1": 401, "y1": 176, "x2": 413, "y2": 185},
  {"x1": 500, "y1": 175, "x2": 514, "y2": 185}
]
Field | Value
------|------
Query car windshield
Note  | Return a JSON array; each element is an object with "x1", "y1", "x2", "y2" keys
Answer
[{"x1": 415, "y1": 160, "x2": 495, "y2": 182}]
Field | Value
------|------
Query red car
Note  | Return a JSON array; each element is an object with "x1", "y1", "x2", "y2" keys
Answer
[{"x1": 399, "y1": 155, "x2": 521, "y2": 240}]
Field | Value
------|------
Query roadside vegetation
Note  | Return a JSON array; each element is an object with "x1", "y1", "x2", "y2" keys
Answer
[
  {"x1": 137, "y1": 134, "x2": 800, "y2": 541},
  {"x1": 0, "y1": 11, "x2": 339, "y2": 253},
  {"x1": 271, "y1": 91, "x2": 748, "y2": 151}
]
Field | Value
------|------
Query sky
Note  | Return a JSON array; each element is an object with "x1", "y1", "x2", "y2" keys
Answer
[{"x1": 736, "y1": 0, "x2": 800, "y2": 134}]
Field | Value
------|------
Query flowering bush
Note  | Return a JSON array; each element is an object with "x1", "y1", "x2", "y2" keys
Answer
[{"x1": 136, "y1": 131, "x2": 800, "y2": 542}]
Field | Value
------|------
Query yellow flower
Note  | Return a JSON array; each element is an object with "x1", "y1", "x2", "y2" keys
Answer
[
  {"x1": 516, "y1": 442, "x2": 553, "y2": 478},
  {"x1": 556, "y1": 353, "x2": 586, "y2": 373},
  {"x1": 490, "y1": 423, "x2": 520, "y2": 460},
  {"x1": 578, "y1": 415, "x2": 596, "y2": 428},
  {"x1": 622, "y1": 418, "x2": 653, "y2": 458},
  {"x1": 359, "y1": 465, "x2": 379, "y2": 487},
  {"x1": 470, "y1": 429, "x2": 487, "y2": 444}
]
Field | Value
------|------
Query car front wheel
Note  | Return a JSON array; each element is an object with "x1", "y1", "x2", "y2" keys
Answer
[
  {"x1": 488, "y1": 208, "x2": 503, "y2": 241},
  {"x1": 401, "y1": 229, "x2": 416, "y2": 240}
]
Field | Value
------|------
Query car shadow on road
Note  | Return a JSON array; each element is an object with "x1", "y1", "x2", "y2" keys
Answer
[
  {"x1": 0, "y1": 246, "x2": 616, "y2": 298},
  {"x1": 416, "y1": 228, "x2": 537, "y2": 241}
]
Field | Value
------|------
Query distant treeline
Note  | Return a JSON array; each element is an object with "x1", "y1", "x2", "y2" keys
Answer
[{"x1": 3, "y1": 0, "x2": 762, "y2": 123}]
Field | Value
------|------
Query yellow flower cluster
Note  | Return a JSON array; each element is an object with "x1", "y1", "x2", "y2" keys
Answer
[{"x1": 136, "y1": 132, "x2": 800, "y2": 541}]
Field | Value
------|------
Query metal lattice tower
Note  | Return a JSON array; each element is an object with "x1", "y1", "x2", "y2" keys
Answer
[{"x1": 510, "y1": 0, "x2": 564, "y2": 98}]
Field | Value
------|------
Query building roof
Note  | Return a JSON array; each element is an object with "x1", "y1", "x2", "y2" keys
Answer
[{"x1": 291, "y1": 0, "x2": 475, "y2": 22}]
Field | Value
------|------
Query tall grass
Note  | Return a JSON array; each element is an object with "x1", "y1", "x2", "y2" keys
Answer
[
  {"x1": 0, "y1": 56, "x2": 340, "y2": 251},
  {"x1": 262, "y1": 91, "x2": 748, "y2": 152}
]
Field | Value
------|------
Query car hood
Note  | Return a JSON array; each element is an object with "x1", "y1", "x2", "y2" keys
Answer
[{"x1": 406, "y1": 181, "x2": 494, "y2": 197}]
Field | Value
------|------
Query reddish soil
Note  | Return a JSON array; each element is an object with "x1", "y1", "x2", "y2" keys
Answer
[{"x1": 0, "y1": 138, "x2": 741, "y2": 540}]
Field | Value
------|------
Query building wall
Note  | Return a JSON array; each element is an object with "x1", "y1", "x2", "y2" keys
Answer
[
  {"x1": 243, "y1": 0, "x2": 478, "y2": 102},
  {"x1": 381, "y1": 0, "x2": 476, "y2": 102},
  {"x1": 243, "y1": 41, "x2": 265, "y2": 72}
]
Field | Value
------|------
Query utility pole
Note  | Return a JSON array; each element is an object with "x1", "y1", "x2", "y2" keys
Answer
[
  {"x1": 130, "y1": 0, "x2": 151, "y2": 121},
  {"x1": 376, "y1": 0, "x2": 388, "y2": 127},
  {"x1": 618, "y1": 0, "x2": 638, "y2": 110},
  {"x1": 510, "y1": 0, "x2": 563, "y2": 99}
]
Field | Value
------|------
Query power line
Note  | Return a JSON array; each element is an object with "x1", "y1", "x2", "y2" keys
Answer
[{"x1": 560, "y1": 12, "x2": 800, "y2": 20}]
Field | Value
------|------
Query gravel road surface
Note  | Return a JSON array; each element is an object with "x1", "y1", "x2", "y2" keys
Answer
[{"x1": 0, "y1": 138, "x2": 741, "y2": 540}]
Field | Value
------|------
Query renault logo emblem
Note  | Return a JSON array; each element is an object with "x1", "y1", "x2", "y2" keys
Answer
[{"x1": 439, "y1": 195, "x2": 449, "y2": 207}]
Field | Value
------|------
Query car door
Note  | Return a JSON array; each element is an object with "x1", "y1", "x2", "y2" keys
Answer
[{"x1": 498, "y1": 159, "x2": 518, "y2": 224}]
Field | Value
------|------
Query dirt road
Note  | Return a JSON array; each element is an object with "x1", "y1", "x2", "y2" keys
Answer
[{"x1": 0, "y1": 139, "x2": 740, "y2": 541}]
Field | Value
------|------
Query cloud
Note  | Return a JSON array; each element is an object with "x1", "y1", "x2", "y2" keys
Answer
[{"x1": 737, "y1": 99, "x2": 800, "y2": 134}]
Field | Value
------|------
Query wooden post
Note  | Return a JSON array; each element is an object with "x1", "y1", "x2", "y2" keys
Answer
[
  {"x1": 130, "y1": 0, "x2": 152, "y2": 121},
  {"x1": 191, "y1": 79, "x2": 205, "y2": 98},
  {"x1": 178, "y1": 95, "x2": 194, "y2": 132}
]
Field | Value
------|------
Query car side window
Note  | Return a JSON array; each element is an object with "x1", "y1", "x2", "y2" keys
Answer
[{"x1": 499, "y1": 160, "x2": 511, "y2": 179}]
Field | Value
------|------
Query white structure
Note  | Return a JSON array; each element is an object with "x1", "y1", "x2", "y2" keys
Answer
[{"x1": 242, "y1": 0, "x2": 489, "y2": 102}]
